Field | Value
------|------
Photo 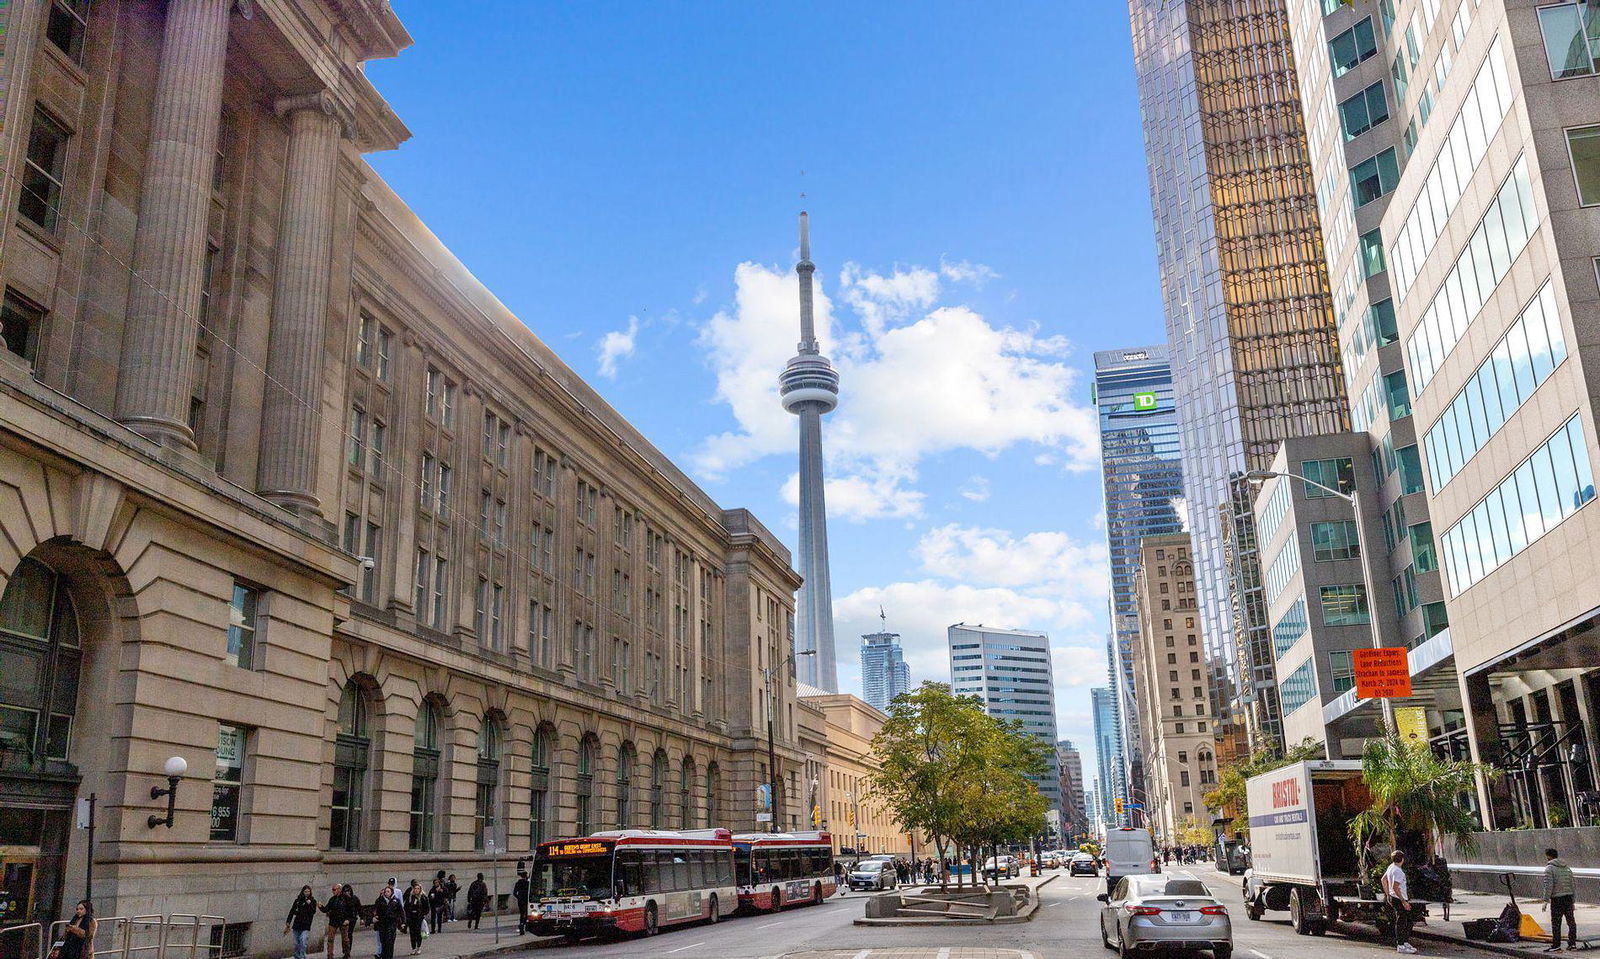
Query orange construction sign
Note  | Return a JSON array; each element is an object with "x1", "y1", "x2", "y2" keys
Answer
[{"x1": 1353, "y1": 647, "x2": 1412, "y2": 698}]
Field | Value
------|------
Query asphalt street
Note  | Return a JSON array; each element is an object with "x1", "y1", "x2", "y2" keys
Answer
[{"x1": 501, "y1": 868, "x2": 1495, "y2": 959}]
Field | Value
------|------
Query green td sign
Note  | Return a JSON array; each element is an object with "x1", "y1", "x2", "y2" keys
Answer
[{"x1": 1132, "y1": 391, "x2": 1159, "y2": 412}]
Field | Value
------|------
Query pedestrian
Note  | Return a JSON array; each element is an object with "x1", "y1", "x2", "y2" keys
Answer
[
  {"x1": 1544, "y1": 847, "x2": 1578, "y2": 952},
  {"x1": 285, "y1": 885, "x2": 320, "y2": 959},
  {"x1": 370, "y1": 886, "x2": 403, "y2": 959},
  {"x1": 513, "y1": 868, "x2": 530, "y2": 935},
  {"x1": 320, "y1": 884, "x2": 355, "y2": 959},
  {"x1": 403, "y1": 881, "x2": 429, "y2": 955},
  {"x1": 426, "y1": 878, "x2": 448, "y2": 939},
  {"x1": 444, "y1": 874, "x2": 459, "y2": 923},
  {"x1": 1382, "y1": 851, "x2": 1419, "y2": 955},
  {"x1": 57, "y1": 900, "x2": 96, "y2": 959},
  {"x1": 465, "y1": 874, "x2": 488, "y2": 931}
]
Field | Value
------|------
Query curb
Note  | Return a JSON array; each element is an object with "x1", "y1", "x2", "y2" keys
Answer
[
  {"x1": 851, "y1": 874, "x2": 1058, "y2": 926},
  {"x1": 1410, "y1": 929, "x2": 1547, "y2": 957}
]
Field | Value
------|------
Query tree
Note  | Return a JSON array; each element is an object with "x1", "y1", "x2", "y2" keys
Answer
[
  {"x1": 1348, "y1": 732, "x2": 1495, "y2": 859},
  {"x1": 1176, "y1": 817, "x2": 1213, "y2": 849},
  {"x1": 1203, "y1": 737, "x2": 1326, "y2": 840}
]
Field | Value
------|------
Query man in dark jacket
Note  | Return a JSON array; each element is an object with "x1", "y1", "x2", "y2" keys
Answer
[
  {"x1": 321, "y1": 884, "x2": 355, "y2": 959},
  {"x1": 513, "y1": 870, "x2": 531, "y2": 935},
  {"x1": 465, "y1": 875, "x2": 488, "y2": 930},
  {"x1": 370, "y1": 887, "x2": 403, "y2": 959}
]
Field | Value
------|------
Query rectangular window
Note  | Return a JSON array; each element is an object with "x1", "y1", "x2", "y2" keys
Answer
[
  {"x1": 1566, "y1": 125, "x2": 1600, "y2": 206},
  {"x1": 490, "y1": 583, "x2": 504, "y2": 650},
  {"x1": 1359, "y1": 228, "x2": 1387, "y2": 277},
  {"x1": 211, "y1": 724, "x2": 245, "y2": 842},
  {"x1": 356, "y1": 314, "x2": 374, "y2": 368},
  {"x1": 376, "y1": 326, "x2": 392, "y2": 380},
  {"x1": 474, "y1": 577, "x2": 489, "y2": 638},
  {"x1": 414, "y1": 549, "x2": 430, "y2": 619},
  {"x1": 1340, "y1": 81, "x2": 1390, "y2": 141},
  {"x1": 347, "y1": 406, "x2": 366, "y2": 468},
  {"x1": 1351, "y1": 148, "x2": 1400, "y2": 207},
  {"x1": 1328, "y1": 651, "x2": 1356, "y2": 694},
  {"x1": 1411, "y1": 521, "x2": 1438, "y2": 573},
  {"x1": 1310, "y1": 520, "x2": 1361, "y2": 561},
  {"x1": 1319, "y1": 585, "x2": 1371, "y2": 627},
  {"x1": 1538, "y1": 3, "x2": 1600, "y2": 79},
  {"x1": 226, "y1": 583, "x2": 260, "y2": 670},
  {"x1": 431, "y1": 557, "x2": 448, "y2": 629},
  {"x1": 20, "y1": 107, "x2": 69, "y2": 231},
  {"x1": 46, "y1": 1, "x2": 91, "y2": 63},
  {"x1": 1, "y1": 290, "x2": 44, "y2": 365},
  {"x1": 361, "y1": 522, "x2": 380, "y2": 603},
  {"x1": 1329, "y1": 18, "x2": 1378, "y2": 76},
  {"x1": 1369, "y1": 298, "x2": 1398, "y2": 346},
  {"x1": 1300, "y1": 457, "x2": 1355, "y2": 497}
]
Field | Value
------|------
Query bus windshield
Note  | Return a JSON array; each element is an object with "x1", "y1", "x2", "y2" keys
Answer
[{"x1": 535, "y1": 854, "x2": 613, "y2": 900}]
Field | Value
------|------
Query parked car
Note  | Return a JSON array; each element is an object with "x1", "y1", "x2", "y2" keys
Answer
[
  {"x1": 1098, "y1": 876, "x2": 1232, "y2": 959},
  {"x1": 849, "y1": 860, "x2": 897, "y2": 891},
  {"x1": 1070, "y1": 852, "x2": 1100, "y2": 877},
  {"x1": 982, "y1": 855, "x2": 1020, "y2": 880}
]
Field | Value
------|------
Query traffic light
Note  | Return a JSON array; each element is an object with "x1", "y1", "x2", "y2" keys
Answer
[{"x1": 1114, "y1": 797, "x2": 1125, "y2": 814}]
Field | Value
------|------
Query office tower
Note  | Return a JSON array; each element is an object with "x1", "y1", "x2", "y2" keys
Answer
[
  {"x1": 1091, "y1": 686, "x2": 1123, "y2": 825},
  {"x1": 1131, "y1": 534, "x2": 1220, "y2": 843},
  {"x1": 948, "y1": 624, "x2": 1062, "y2": 810},
  {"x1": 1056, "y1": 739, "x2": 1087, "y2": 837},
  {"x1": 1128, "y1": 0, "x2": 1351, "y2": 753},
  {"x1": 780, "y1": 213, "x2": 842, "y2": 690},
  {"x1": 860, "y1": 623, "x2": 911, "y2": 712},
  {"x1": 1279, "y1": 0, "x2": 1600, "y2": 831},
  {"x1": 1094, "y1": 346, "x2": 1185, "y2": 811}
]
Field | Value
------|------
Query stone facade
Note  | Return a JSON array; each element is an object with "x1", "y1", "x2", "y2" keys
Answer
[
  {"x1": 799, "y1": 693, "x2": 914, "y2": 859},
  {"x1": 0, "y1": 1, "x2": 810, "y2": 952}
]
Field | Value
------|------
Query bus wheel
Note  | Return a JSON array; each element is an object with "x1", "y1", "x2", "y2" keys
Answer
[
  {"x1": 707, "y1": 895, "x2": 719, "y2": 924},
  {"x1": 644, "y1": 903, "x2": 659, "y2": 936}
]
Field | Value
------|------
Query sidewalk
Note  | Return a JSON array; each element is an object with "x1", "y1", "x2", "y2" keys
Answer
[
  {"x1": 1411, "y1": 889, "x2": 1600, "y2": 955},
  {"x1": 352, "y1": 913, "x2": 556, "y2": 959}
]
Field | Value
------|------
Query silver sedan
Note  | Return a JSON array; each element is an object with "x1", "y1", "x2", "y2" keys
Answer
[{"x1": 1098, "y1": 876, "x2": 1232, "y2": 959}]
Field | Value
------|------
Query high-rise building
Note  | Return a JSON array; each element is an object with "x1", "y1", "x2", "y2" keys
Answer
[
  {"x1": 1056, "y1": 739, "x2": 1087, "y2": 837},
  {"x1": 1091, "y1": 686, "x2": 1123, "y2": 825},
  {"x1": 1131, "y1": 534, "x2": 1220, "y2": 844},
  {"x1": 1094, "y1": 346, "x2": 1186, "y2": 811},
  {"x1": 781, "y1": 213, "x2": 841, "y2": 690},
  {"x1": 948, "y1": 624, "x2": 1061, "y2": 810},
  {"x1": 1277, "y1": 0, "x2": 1600, "y2": 838},
  {"x1": 1128, "y1": 0, "x2": 1351, "y2": 753},
  {"x1": 860, "y1": 624, "x2": 911, "y2": 712}
]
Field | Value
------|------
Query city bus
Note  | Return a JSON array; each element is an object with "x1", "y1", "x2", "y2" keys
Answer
[
  {"x1": 528, "y1": 829, "x2": 737, "y2": 939},
  {"x1": 731, "y1": 831, "x2": 836, "y2": 911}
]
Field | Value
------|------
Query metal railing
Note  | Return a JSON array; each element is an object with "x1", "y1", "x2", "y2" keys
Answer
[{"x1": 1, "y1": 914, "x2": 225, "y2": 959}]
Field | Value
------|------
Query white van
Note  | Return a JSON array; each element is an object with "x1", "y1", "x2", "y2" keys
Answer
[{"x1": 1102, "y1": 827, "x2": 1159, "y2": 892}]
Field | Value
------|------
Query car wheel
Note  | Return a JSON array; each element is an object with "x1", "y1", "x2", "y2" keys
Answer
[
  {"x1": 1289, "y1": 888, "x2": 1308, "y2": 935},
  {"x1": 1117, "y1": 923, "x2": 1135, "y2": 959},
  {"x1": 707, "y1": 894, "x2": 719, "y2": 924},
  {"x1": 1100, "y1": 916, "x2": 1115, "y2": 951},
  {"x1": 644, "y1": 903, "x2": 659, "y2": 937},
  {"x1": 1214, "y1": 945, "x2": 1232, "y2": 959}
]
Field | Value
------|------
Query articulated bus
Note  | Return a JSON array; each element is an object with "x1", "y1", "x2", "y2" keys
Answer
[
  {"x1": 731, "y1": 831, "x2": 836, "y2": 911},
  {"x1": 529, "y1": 829, "x2": 737, "y2": 939}
]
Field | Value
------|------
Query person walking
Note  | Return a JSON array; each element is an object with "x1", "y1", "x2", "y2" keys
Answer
[
  {"x1": 426, "y1": 878, "x2": 448, "y2": 940},
  {"x1": 1544, "y1": 847, "x2": 1578, "y2": 952},
  {"x1": 464, "y1": 874, "x2": 488, "y2": 931},
  {"x1": 513, "y1": 868, "x2": 531, "y2": 935},
  {"x1": 284, "y1": 886, "x2": 320, "y2": 959},
  {"x1": 443, "y1": 875, "x2": 459, "y2": 924},
  {"x1": 1383, "y1": 851, "x2": 1419, "y2": 955},
  {"x1": 402, "y1": 881, "x2": 429, "y2": 955},
  {"x1": 58, "y1": 900, "x2": 96, "y2": 959},
  {"x1": 370, "y1": 886, "x2": 402, "y2": 959},
  {"x1": 320, "y1": 884, "x2": 355, "y2": 959}
]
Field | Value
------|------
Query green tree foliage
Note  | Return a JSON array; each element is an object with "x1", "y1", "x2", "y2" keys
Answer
[
  {"x1": 1203, "y1": 737, "x2": 1326, "y2": 839},
  {"x1": 1348, "y1": 731, "x2": 1494, "y2": 858},
  {"x1": 867, "y1": 682, "x2": 1050, "y2": 886}
]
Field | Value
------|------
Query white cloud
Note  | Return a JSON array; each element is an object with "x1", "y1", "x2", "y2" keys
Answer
[
  {"x1": 915, "y1": 523, "x2": 1108, "y2": 596},
  {"x1": 691, "y1": 260, "x2": 1100, "y2": 514},
  {"x1": 939, "y1": 258, "x2": 1000, "y2": 286},
  {"x1": 596, "y1": 316, "x2": 640, "y2": 379},
  {"x1": 781, "y1": 461, "x2": 925, "y2": 522},
  {"x1": 958, "y1": 476, "x2": 991, "y2": 502}
]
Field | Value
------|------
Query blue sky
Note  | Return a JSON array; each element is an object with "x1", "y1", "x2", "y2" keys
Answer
[{"x1": 369, "y1": 1, "x2": 1166, "y2": 790}]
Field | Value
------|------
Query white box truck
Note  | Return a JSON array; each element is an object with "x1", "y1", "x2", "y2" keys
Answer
[{"x1": 1242, "y1": 760, "x2": 1408, "y2": 937}]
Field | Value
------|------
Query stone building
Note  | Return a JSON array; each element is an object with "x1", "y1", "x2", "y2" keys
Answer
[
  {"x1": 800, "y1": 692, "x2": 915, "y2": 859},
  {"x1": 0, "y1": 1, "x2": 811, "y2": 951}
]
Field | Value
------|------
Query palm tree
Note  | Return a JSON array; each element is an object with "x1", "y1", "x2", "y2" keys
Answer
[{"x1": 1348, "y1": 731, "x2": 1494, "y2": 859}]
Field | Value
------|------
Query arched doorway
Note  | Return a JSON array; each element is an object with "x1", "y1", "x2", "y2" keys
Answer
[{"x1": 0, "y1": 556, "x2": 83, "y2": 936}]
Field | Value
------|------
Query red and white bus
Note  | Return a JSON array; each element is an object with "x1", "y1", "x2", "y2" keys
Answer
[
  {"x1": 731, "y1": 831, "x2": 837, "y2": 911},
  {"x1": 528, "y1": 829, "x2": 737, "y2": 939}
]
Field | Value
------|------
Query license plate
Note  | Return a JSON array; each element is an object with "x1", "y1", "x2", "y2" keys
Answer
[{"x1": 1165, "y1": 911, "x2": 1197, "y2": 923}]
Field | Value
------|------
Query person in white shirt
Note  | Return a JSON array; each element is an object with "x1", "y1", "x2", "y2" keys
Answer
[{"x1": 1383, "y1": 850, "x2": 1419, "y2": 954}]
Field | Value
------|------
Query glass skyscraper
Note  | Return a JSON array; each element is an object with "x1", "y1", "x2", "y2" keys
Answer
[
  {"x1": 949, "y1": 624, "x2": 1061, "y2": 811},
  {"x1": 1091, "y1": 685, "x2": 1123, "y2": 825},
  {"x1": 1094, "y1": 346, "x2": 1184, "y2": 808},
  {"x1": 1127, "y1": 0, "x2": 1350, "y2": 754},
  {"x1": 860, "y1": 629, "x2": 910, "y2": 712}
]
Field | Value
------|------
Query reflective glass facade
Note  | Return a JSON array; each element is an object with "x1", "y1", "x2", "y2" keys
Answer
[
  {"x1": 1130, "y1": 0, "x2": 1349, "y2": 752},
  {"x1": 948, "y1": 625, "x2": 1061, "y2": 808},
  {"x1": 860, "y1": 630, "x2": 910, "y2": 713},
  {"x1": 1091, "y1": 685, "x2": 1123, "y2": 824},
  {"x1": 1094, "y1": 346, "x2": 1183, "y2": 804}
]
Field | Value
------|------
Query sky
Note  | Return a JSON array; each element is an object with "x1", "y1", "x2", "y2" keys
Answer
[{"x1": 368, "y1": 1, "x2": 1167, "y2": 793}]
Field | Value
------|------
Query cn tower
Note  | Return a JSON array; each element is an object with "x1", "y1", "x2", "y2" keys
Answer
[{"x1": 780, "y1": 213, "x2": 840, "y2": 691}]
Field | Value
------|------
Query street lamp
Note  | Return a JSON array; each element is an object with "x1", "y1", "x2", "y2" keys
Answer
[
  {"x1": 147, "y1": 755, "x2": 188, "y2": 828},
  {"x1": 1245, "y1": 469, "x2": 1396, "y2": 732},
  {"x1": 762, "y1": 649, "x2": 814, "y2": 833}
]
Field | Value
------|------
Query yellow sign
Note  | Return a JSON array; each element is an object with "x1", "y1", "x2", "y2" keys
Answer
[
  {"x1": 545, "y1": 841, "x2": 610, "y2": 857},
  {"x1": 1395, "y1": 706, "x2": 1429, "y2": 743}
]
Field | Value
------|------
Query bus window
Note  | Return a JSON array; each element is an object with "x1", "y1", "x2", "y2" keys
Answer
[
  {"x1": 615, "y1": 850, "x2": 644, "y2": 897},
  {"x1": 689, "y1": 850, "x2": 707, "y2": 889},
  {"x1": 734, "y1": 847, "x2": 753, "y2": 886},
  {"x1": 642, "y1": 852, "x2": 663, "y2": 894},
  {"x1": 784, "y1": 849, "x2": 801, "y2": 880},
  {"x1": 670, "y1": 854, "x2": 690, "y2": 892},
  {"x1": 715, "y1": 851, "x2": 733, "y2": 886}
]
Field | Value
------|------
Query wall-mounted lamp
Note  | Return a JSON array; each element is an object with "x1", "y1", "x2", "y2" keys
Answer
[{"x1": 147, "y1": 755, "x2": 188, "y2": 829}]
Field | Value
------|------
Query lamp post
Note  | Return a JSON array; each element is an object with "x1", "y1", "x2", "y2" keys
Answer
[
  {"x1": 147, "y1": 755, "x2": 188, "y2": 829},
  {"x1": 1245, "y1": 469, "x2": 1396, "y2": 732},
  {"x1": 763, "y1": 649, "x2": 815, "y2": 833}
]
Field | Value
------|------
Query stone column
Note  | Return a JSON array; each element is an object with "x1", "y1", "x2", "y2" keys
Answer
[
  {"x1": 256, "y1": 92, "x2": 343, "y2": 514},
  {"x1": 113, "y1": 0, "x2": 233, "y2": 447}
]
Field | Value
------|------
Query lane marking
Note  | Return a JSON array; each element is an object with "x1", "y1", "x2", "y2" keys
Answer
[
  {"x1": 1250, "y1": 950, "x2": 1272, "y2": 959},
  {"x1": 853, "y1": 951, "x2": 874, "y2": 959},
  {"x1": 755, "y1": 921, "x2": 784, "y2": 929},
  {"x1": 663, "y1": 942, "x2": 705, "y2": 954}
]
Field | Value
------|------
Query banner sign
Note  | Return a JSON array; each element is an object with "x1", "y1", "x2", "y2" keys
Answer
[{"x1": 1353, "y1": 647, "x2": 1412, "y2": 698}]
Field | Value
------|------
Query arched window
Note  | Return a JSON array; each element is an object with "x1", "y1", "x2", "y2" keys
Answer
[
  {"x1": 0, "y1": 557, "x2": 81, "y2": 763},
  {"x1": 705, "y1": 762, "x2": 720, "y2": 827},
  {"x1": 409, "y1": 700, "x2": 442, "y2": 850},
  {"x1": 331, "y1": 681, "x2": 371, "y2": 850},
  {"x1": 616, "y1": 742, "x2": 636, "y2": 828},
  {"x1": 475, "y1": 715, "x2": 502, "y2": 850},
  {"x1": 649, "y1": 749, "x2": 668, "y2": 828},
  {"x1": 576, "y1": 734, "x2": 597, "y2": 834},
  {"x1": 530, "y1": 724, "x2": 553, "y2": 846},
  {"x1": 679, "y1": 758, "x2": 696, "y2": 829}
]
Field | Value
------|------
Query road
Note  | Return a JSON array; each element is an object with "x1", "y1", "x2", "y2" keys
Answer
[{"x1": 502, "y1": 868, "x2": 1494, "y2": 959}]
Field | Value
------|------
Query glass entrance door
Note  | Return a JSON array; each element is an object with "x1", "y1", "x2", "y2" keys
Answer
[{"x1": 0, "y1": 852, "x2": 40, "y2": 959}]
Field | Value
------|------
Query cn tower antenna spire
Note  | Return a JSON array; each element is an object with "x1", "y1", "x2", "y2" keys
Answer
[{"x1": 780, "y1": 212, "x2": 841, "y2": 692}]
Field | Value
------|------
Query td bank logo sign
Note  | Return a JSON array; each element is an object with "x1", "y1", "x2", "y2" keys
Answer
[{"x1": 1132, "y1": 391, "x2": 1159, "y2": 412}]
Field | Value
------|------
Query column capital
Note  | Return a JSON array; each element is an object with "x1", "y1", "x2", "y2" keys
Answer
[{"x1": 274, "y1": 89, "x2": 352, "y2": 138}]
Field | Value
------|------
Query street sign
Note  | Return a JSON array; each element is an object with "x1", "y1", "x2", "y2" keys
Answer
[
  {"x1": 1353, "y1": 647, "x2": 1413, "y2": 698},
  {"x1": 756, "y1": 812, "x2": 772, "y2": 823}
]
